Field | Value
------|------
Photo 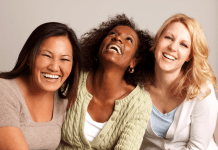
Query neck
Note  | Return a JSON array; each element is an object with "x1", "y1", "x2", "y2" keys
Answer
[
  {"x1": 88, "y1": 66, "x2": 129, "y2": 102},
  {"x1": 154, "y1": 64, "x2": 180, "y2": 92},
  {"x1": 16, "y1": 76, "x2": 54, "y2": 103}
]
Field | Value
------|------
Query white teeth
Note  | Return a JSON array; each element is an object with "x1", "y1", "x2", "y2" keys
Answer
[
  {"x1": 163, "y1": 53, "x2": 176, "y2": 61},
  {"x1": 108, "y1": 45, "x2": 122, "y2": 54},
  {"x1": 42, "y1": 73, "x2": 59, "y2": 79}
]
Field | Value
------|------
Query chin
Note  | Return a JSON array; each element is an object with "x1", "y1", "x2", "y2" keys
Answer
[{"x1": 40, "y1": 84, "x2": 61, "y2": 92}]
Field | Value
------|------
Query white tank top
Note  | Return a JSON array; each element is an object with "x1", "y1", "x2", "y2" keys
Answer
[{"x1": 84, "y1": 112, "x2": 107, "y2": 142}]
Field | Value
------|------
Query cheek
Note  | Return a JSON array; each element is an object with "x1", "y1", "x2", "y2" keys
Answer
[
  {"x1": 99, "y1": 37, "x2": 110, "y2": 51},
  {"x1": 35, "y1": 57, "x2": 50, "y2": 69},
  {"x1": 99, "y1": 39, "x2": 106, "y2": 49},
  {"x1": 155, "y1": 38, "x2": 167, "y2": 50},
  {"x1": 33, "y1": 58, "x2": 49, "y2": 79},
  {"x1": 182, "y1": 50, "x2": 191, "y2": 62},
  {"x1": 154, "y1": 48, "x2": 161, "y2": 60}
]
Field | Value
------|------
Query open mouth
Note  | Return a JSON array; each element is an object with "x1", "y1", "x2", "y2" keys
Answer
[
  {"x1": 163, "y1": 53, "x2": 176, "y2": 61},
  {"x1": 42, "y1": 73, "x2": 59, "y2": 79},
  {"x1": 107, "y1": 44, "x2": 122, "y2": 54}
]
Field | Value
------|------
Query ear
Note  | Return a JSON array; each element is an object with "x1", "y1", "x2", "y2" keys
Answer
[{"x1": 129, "y1": 57, "x2": 138, "y2": 69}]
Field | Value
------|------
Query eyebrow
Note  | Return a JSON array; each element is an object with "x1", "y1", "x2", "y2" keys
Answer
[
  {"x1": 40, "y1": 50, "x2": 52, "y2": 54},
  {"x1": 40, "y1": 50, "x2": 73, "y2": 58},
  {"x1": 165, "y1": 32, "x2": 191, "y2": 44},
  {"x1": 113, "y1": 29, "x2": 134, "y2": 39}
]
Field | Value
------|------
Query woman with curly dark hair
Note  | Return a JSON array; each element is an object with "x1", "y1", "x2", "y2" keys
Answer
[{"x1": 58, "y1": 14, "x2": 154, "y2": 150}]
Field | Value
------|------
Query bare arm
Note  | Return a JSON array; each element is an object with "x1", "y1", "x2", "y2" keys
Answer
[
  {"x1": 0, "y1": 80, "x2": 29, "y2": 150},
  {"x1": 0, "y1": 127, "x2": 29, "y2": 150}
]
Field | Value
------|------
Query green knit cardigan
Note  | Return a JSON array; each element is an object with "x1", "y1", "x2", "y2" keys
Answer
[{"x1": 57, "y1": 72, "x2": 152, "y2": 150}]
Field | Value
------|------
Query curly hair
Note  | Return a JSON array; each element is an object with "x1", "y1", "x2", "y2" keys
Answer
[
  {"x1": 150, "y1": 13, "x2": 217, "y2": 100},
  {"x1": 80, "y1": 14, "x2": 154, "y2": 86}
]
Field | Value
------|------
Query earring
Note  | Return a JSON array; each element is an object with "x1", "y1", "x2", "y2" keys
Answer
[
  {"x1": 128, "y1": 68, "x2": 134, "y2": 73},
  {"x1": 94, "y1": 56, "x2": 98, "y2": 61}
]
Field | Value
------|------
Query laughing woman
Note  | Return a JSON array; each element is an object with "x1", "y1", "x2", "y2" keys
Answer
[
  {"x1": 140, "y1": 13, "x2": 218, "y2": 150},
  {"x1": 0, "y1": 22, "x2": 82, "y2": 150},
  {"x1": 58, "y1": 14, "x2": 153, "y2": 150}
]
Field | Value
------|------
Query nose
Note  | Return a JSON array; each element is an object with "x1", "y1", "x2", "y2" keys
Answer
[
  {"x1": 112, "y1": 35, "x2": 123, "y2": 43},
  {"x1": 47, "y1": 59, "x2": 60, "y2": 72},
  {"x1": 168, "y1": 42, "x2": 178, "y2": 52}
]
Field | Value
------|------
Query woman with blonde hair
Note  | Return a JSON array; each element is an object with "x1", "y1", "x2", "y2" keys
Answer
[{"x1": 140, "y1": 13, "x2": 218, "y2": 150}]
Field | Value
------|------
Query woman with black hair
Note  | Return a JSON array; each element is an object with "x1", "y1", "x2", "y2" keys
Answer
[
  {"x1": 58, "y1": 14, "x2": 153, "y2": 150},
  {"x1": 0, "y1": 22, "x2": 82, "y2": 149}
]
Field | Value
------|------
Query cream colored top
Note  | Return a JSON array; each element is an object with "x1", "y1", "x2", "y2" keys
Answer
[{"x1": 140, "y1": 84, "x2": 218, "y2": 150}]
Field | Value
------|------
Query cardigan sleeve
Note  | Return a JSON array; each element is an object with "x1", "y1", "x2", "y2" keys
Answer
[
  {"x1": 186, "y1": 84, "x2": 218, "y2": 150},
  {"x1": 114, "y1": 99, "x2": 152, "y2": 150}
]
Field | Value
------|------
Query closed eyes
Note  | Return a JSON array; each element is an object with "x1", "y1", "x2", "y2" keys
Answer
[
  {"x1": 165, "y1": 36, "x2": 189, "y2": 48},
  {"x1": 41, "y1": 54, "x2": 71, "y2": 62},
  {"x1": 61, "y1": 58, "x2": 71, "y2": 61},
  {"x1": 165, "y1": 36, "x2": 173, "y2": 40},
  {"x1": 181, "y1": 43, "x2": 188, "y2": 48},
  {"x1": 42, "y1": 54, "x2": 51, "y2": 58}
]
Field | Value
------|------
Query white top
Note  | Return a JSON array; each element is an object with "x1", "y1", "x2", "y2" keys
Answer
[
  {"x1": 140, "y1": 84, "x2": 218, "y2": 150},
  {"x1": 84, "y1": 112, "x2": 106, "y2": 142}
]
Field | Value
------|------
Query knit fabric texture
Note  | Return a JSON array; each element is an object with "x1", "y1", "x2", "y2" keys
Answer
[{"x1": 57, "y1": 72, "x2": 152, "y2": 150}]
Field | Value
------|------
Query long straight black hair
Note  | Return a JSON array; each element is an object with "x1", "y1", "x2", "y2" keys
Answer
[{"x1": 0, "y1": 22, "x2": 83, "y2": 101}]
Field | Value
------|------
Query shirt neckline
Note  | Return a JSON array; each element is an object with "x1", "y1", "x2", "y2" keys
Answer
[
  {"x1": 152, "y1": 103, "x2": 178, "y2": 117},
  {"x1": 13, "y1": 78, "x2": 56, "y2": 124}
]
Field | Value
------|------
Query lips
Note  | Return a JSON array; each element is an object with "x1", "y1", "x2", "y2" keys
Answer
[
  {"x1": 42, "y1": 73, "x2": 59, "y2": 79},
  {"x1": 107, "y1": 44, "x2": 122, "y2": 54},
  {"x1": 163, "y1": 53, "x2": 176, "y2": 61}
]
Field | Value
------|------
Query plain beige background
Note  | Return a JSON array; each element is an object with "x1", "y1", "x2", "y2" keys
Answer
[{"x1": 0, "y1": 0, "x2": 217, "y2": 146}]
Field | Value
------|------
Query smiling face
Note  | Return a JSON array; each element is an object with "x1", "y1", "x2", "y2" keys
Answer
[
  {"x1": 154, "y1": 22, "x2": 192, "y2": 75},
  {"x1": 32, "y1": 36, "x2": 73, "y2": 92},
  {"x1": 98, "y1": 25, "x2": 139, "y2": 70}
]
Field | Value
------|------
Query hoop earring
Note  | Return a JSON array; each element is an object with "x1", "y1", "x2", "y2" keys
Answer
[{"x1": 128, "y1": 68, "x2": 134, "y2": 73}]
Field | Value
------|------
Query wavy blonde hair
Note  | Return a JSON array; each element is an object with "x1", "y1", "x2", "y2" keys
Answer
[{"x1": 151, "y1": 13, "x2": 217, "y2": 100}]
